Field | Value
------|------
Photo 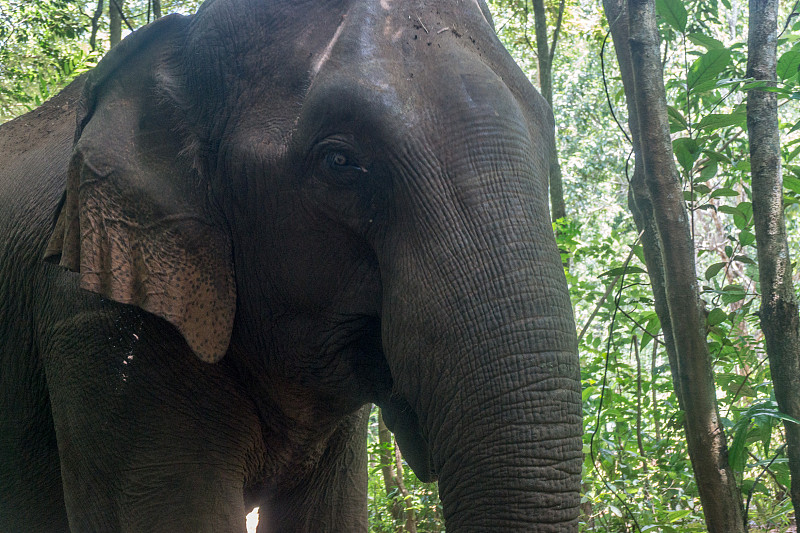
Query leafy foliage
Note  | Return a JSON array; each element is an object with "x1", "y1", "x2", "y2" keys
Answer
[
  {"x1": 367, "y1": 407, "x2": 443, "y2": 532},
  {"x1": 0, "y1": 0, "x2": 98, "y2": 119}
]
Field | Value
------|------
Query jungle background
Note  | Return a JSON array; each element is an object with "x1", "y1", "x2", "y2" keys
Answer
[{"x1": 2, "y1": 0, "x2": 800, "y2": 530}]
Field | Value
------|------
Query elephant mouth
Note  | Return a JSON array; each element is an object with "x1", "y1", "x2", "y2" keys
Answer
[
  {"x1": 380, "y1": 394, "x2": 437, "y2": 483},
  {"x1": 347, "y1": 315, "x2": 436, "y2": 481}
]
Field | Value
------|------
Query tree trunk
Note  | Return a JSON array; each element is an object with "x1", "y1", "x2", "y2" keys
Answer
[
  {"x1": 378, "y1": 410, "x2": 418, "y2": 533},
  {"x1": 530, "y1": 0, "x2": 566, "y2": 222},
  {"x1": 109, "y1": 0, "x2": 123, "y2": 47},
  {"x1": 153, "y1": 0, "x2": 162, "y2": 19},
  {"x1": 747, "y1": 0, "x2": 800, "y2": 517},
  {"x1": 604, "y1": 0, "x2": 684, "y2": 410},
  {"x1": 603, "y1": 0, "x2": 746, "y2": 531},
  {"x1": 90, "y1": 0, "x2": 104, "y2": 51}
]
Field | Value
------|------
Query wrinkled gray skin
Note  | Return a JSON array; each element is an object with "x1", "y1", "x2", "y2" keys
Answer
[{"x1": 0, "y1": 0, "x2": 581, "y2": 531}]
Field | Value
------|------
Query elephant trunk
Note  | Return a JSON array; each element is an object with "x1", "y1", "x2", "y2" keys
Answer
[
  {"x1": 380, "y1": 134, "x2": 582, "y2": 530},
  {"x1": 428, "y1": 317, "x2": 581, "y2": 531}
]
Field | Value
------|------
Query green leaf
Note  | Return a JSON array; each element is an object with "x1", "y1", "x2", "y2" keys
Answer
[
  {"x1": 582, "y1": 386, "x2": 597, "y2": 402},
  {"x1": 705, "y1": 261, "x2": 727, "y2": 280},
  {"x1": 707, "y1": 307, "x2": 728, "y2": 326},
  {"x1": 698, "y1": 159, "x2": 718, "y2": 181},
  {"x1": 667, "y1": 509, "x2": 693, "y2": 522},
  {"x1": 704, "y1": 149, "x2": 732, "y2": 164},
  {"x1": 784, "y1": 175, "x2": 800, "y2": 194},
  {"x1": 733, "y1": 254, "x2": 755, "y2": 264},
  {"x1": 632, "y1": 244, "x2": 646, "y2": 265},
  {"x1": 692, "y1": 79, "x2": 722, "y2": 94},
  {"x1": 777, "y1": 50, "x2": 800, "y2": 81},
  {"x1": 710, "y1": 187, "x2": 739, "y2": 198},
  {"x1": 656, "y1": 0, "x2": 687, "y2": 32},
  {"x1": 787, "y1": 144, "x2": 800, "y2": 165},
  {"x1": 721, "y1": 284, "x2": 747, "y2": 304},
  {"x1": 687, "y1": 33, "x2": 725, "y2": 50},
  {"x1": 688, "y1": 49, "x2": 732, "y2": 91},
  {"x1": 696, "y1": 112, "x2": 746, "y2": 131},
  {"x1": 738, "y1": 230, "x2": 756, "y2": 246},
  {"x1": 667, "y1": 105, "x2": 689, "y2": 132},
  {"x1": 740, "y1": 479, "x2": 770, "y2": 497},
  {"x1": 673, "y1": 137, "x2": 700, "y2": 172},
  {"x1": 601, "y1": 265, "x2": 647, "y2": 277},
  {"x1": 728, "y1": 418, "x2": 749, "y2": 472},
  {"x1": 733, "y1": 201, "x2": 753, "y2": 230},
  {"x1": 742, "y1": 79, "x2": 772, "y2": 91},
  {"x1": 757, "y1": 415, "x2": 774, "y2": 455},
  {"x1": 718, "y1": 205, "x2": 744, "y2": 217}
]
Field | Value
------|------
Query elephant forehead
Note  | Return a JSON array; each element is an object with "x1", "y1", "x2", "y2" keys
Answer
[
  {"x1": 302, "y1": 0, "x2": 504, "y2": 116},
  {"x1": 189, "y1": 0, "x2": 497, "y2": 72}
]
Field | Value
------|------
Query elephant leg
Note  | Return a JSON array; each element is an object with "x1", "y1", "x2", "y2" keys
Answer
[
  {"x1": 41, "y1": 307, "x2": 264, "y2": 532},
  {"x1": 256, "y1": 406, "x2": 369, "y2": 533}
]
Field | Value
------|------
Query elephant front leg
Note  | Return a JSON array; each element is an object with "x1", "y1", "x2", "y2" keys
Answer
[
  {"x1": 42, "y1": 311, "x2": 265, "y2": 532},
  {"x1": 256, "y1": 407, "x2": 370, "y2": 533}
]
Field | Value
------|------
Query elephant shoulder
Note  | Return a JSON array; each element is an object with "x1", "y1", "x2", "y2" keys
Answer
[
  {"x1": 0, "y1": 76, "x2": 84, "y2": 158},
  {"x1": 0, "y1": 77, "x2": 83, "y2": 210}
]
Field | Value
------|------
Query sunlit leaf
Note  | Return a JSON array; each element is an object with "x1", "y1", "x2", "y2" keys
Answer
[
  {"x1": 696, "y1": 112, "x2": 746, "y2": 131},
  {"x1": 688, "y1": 49, "x2": 732, "y2": 91},
  {"x1": 687, "y1": 33, "x2": 724, "y2": 50},
  {"x1": 784, "y1": 175, "x2": 800, "y2": 194},
  {"x1": 777, "y1": 50, "x2": 800, "y2": 81},
  {"x1": 710, "y1": 187, "x2": 739, "y2": 198},
  {"x1": 656, "y1": 0, "x2": 687, "y2": 32}
]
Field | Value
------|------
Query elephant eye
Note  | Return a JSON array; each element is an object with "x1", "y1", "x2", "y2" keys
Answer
[
  {"x1": 324, "y1": 151, "x2": 365, "y2": 173},
  {"x1": 328, "y1": 152, "x2": 348, "y2": 167}
]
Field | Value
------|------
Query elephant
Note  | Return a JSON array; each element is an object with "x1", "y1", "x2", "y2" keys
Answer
[{"x1": 0, "y1": 0, "x2": 581, "y2": 531}]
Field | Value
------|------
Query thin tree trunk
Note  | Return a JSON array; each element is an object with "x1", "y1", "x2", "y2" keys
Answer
[
  {"x1": 604, "y1": 0, "x2": 683, "y2": 410},
  {"x1": 109, "y1": 0, "x2": 123, "y2": 47},
  {"x1": 90, "y1": 0, "x2": 104, "y2": 51},
  {"x1": 378, "y1": 410, "x2": 417, "y2": 533},
  {"x1": 393, "y1": 441, "x2": 418, "y2": 533},
  {"x1": 604, "y1": 0, "x2": 746, "y2": 530},
  {"x1": 627, "y1": 1, "x2": 745, "y2": 529},
  {"x1": 153, "y1": 0, "x2": 162, "y2": 19},
  {"x1": 651, "y1": 338, "x2": 661, "y2": 442},
  {"x1": 633, "y1": 335, "x2": 648, "y2": 473},
  {"x1": 530, "y1": 0, "x2": 567, "y2": 222},
  {"x1": 747, "y1": 0, "x2": 800, "y2": 517}
]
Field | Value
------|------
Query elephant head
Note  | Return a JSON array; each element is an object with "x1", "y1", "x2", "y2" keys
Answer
[{"x1": 45, "y1": 0, "x2": 581, "y2": 529}]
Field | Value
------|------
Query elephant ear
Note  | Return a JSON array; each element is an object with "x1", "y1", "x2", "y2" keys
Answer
[{"x1": 45, "y1": 14, "x2": 236, "y2": 363}]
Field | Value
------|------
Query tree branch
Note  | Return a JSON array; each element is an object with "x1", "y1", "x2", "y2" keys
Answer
[{"x1": 549, "y1": 0, "x2": 567, "y2": 65}]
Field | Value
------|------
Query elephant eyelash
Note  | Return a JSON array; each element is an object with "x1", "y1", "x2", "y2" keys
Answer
[{"x1": 323, "y1": 151, "x2": 367, "y2": 174}]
